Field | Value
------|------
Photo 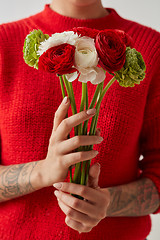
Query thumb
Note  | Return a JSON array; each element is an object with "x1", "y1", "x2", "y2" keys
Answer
[{"x1": 87, "y1": 162, "x2": 101, "y2": 189}]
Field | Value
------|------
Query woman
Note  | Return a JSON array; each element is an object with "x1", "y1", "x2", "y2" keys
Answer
[{"x1": 0, "y1": 0, "x2": 159, "y2": 239}]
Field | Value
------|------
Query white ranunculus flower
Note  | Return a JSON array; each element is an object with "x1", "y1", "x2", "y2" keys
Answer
[
  {"x1": 73, "y1": 36, "x2": 105, "y2": 84},
  {"x1": 37, "y1": 31, "x2": 79, "y2": 56},
  {"x1": 74, "y1": 37, "x2": 98, "y2": 71},
  {"x1": 78, "y1": 67, "x2": 106, "y2": 85}
]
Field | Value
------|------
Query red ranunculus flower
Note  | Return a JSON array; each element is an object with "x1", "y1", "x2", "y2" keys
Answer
[
  {"x1": 73, "y1": 27, "x2": 99, "y2": 39},
  {"x1": 95, "y1": 29, "x2": 126, "y2": 72},
  {"x1": 115, "y1": 29, "x2": 134, "y2": 48},
  {"x1": 38, "y1": 43, "x2": 77, "y2": 75}
]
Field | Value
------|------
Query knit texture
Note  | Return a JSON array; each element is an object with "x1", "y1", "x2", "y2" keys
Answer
[{"x1": 0, "y1": 4, "x2": 160, "y2": 240}]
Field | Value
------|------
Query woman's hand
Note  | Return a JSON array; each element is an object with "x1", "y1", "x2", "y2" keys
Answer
[
  {"x1": 53, "y1": 180, "x2": 110, "y2": 233},
  {"x1": 54, "y1": 182, "x2": 110, "y2": 233},
  {"x1": 40, "y1": 96, "x2": 103, "y2": 187}
]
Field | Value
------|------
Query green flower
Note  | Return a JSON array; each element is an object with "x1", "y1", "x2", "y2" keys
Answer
[
  {"x1": 115, "y1": 47, "x2": 146, "y2": 87},
  {"x1": 23, "y1": 29, "x2": 49, "y2": 69}
]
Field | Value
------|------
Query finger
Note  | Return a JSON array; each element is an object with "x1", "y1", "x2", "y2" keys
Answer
[
  {"x1": 57, "y1": 199, "x2": 96, "y2": 226},
  {"x1": 64, "y1": 150, "x2": 98, "y2": 168},
  {"x1": 53, "y1": 96, "x2": 70, "y2": 132},
  {"x1": 87, "y1": 163, "x2": 101, "y2": 188},
  {"x1": 65, "y1": 215, "x2": 91, "y2": 233},
  {"x1": 56, "y1": 108, "x2": 96, "y2": 141},
  {"x1": 54, "y1": 190, "x2": 96, "y2": 217},
  {"x1": 59, "y1": 136, "x2": 103, "y2": 154},
  {"x1": 53, "y1": 182, "x2": 102, "y2": 203}
]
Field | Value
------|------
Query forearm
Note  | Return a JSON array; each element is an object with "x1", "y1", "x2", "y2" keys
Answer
[
  {"x1": 105, "y1": 178, "x2": 160, "y2": 216},
  {"x1": 0, "y1": 160, "x2": 44, "y2": 203}
]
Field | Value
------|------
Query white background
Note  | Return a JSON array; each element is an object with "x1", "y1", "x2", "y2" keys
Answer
[{"x1": 0, "y1": 0, "x2": 160, "y2": 239}]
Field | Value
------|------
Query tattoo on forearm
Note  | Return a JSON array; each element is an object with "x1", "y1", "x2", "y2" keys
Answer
[
  {"x1": 107, "y1": 178, "x2": 160, "y2": 216},
  {"x1": 0, "y1": 162, "x2": 38, "y2": 202}
]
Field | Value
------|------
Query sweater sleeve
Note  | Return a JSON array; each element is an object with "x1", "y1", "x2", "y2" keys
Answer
[
  {"x1": 0, "y1": 42, "x2": 1, "y2": 164},
  {"x1": 0, "y1": 26, "x2": 3, "y2": 164},
  {"x1": 139, "y1": 55, "x2": 160, "y2": 214}
]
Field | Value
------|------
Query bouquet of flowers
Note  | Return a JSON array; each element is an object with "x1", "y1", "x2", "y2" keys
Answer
[{"x1": 23, "y1": 27, "x2": 146, "y2": 190}]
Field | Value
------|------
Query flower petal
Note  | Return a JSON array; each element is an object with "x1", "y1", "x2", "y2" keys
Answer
[
  {"x1": 78, "y1": 73, "x2": 90, "y2": 83},
  {"x1": 74, "y1": 37, "x2": 98, "y2": 70},
  {"x1": 90, "y1": 67, "x2": 106, "y2": 84},
  {"x1": 38, "y1": 31, "x2": 79, "y2": 56},
  {"x1": 65, "y1": 71, "x2": 79, "y2": 82},
  {"x1": 78, "y1": 67, "x2": 105, "y2": 85}
]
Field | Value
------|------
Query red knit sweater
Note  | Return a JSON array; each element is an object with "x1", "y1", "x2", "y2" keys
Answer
[{"x1": 0, "y1": 4, "x2": 160, "y2": 240}]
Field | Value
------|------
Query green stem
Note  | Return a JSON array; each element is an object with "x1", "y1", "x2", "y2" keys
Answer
[
  {"x1": 59, "y1": 75, "x2": 66, "y2": 98},
  {"x1": 85, "y1": 77, "x2": 116, "y2": 185},
  {"x1": 80, "y1": 83, "x2": 86, "y2": 111},
  {"x1": 96, "y1": 77, "x2": 116, "y2": 112},
  {"x1": 90, "y1": 83, "x2": 103, "y2": 109},
  {"x1": 81, "y1": 82, "x2": 104, "y2": 186},
  {"x1": 63, "y1": 75, "x2": 78, "y2": 136},
  {"x1": 85, "y1": 83, "x2": 88, "y2": 111},
  {"x1": 63, "y1": 75, "x2": 77, "y2": 115},
  {"x1": 84, "y1": 83, "x2": 103, "y2": 185},
  {"x1": 68, "y1": 81, "x2": 77, "y2": 116},
  {"x1": 78, "y1": 82, "x2": 86, "y2": 134},
  {"x1": 83, "y1": 83, "x2": 88, "y2": 136},
  {"x1": 80, "y1": 83, "x2": 88, "y2": 185},
  {"x1": 59, "y1": 76, "x2": 73, "y2": 183},
  {"x1": 93, "y1": 105, "x2": 100, "y2": 134},
  {"x1": 83, "y1": 82, "x2": 103, "y2": 135},
  {"x1": 90, "y1": 77, "x2": 116, "y2": 136},
  {"x1": 73, "y1": 83, "x2": 86, "y2": 184}
]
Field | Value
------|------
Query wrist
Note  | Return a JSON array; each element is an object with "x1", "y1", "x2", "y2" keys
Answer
[
  {"x1": 30, "y1": 160, "x2": 47, "y2": 190},
  {"x1": 100, "y1": 188, "x2": 112, "y2": 217}
]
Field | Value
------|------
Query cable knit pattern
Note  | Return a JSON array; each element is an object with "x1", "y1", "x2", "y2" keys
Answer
[{"x1": 0, "y1": 4, "x2": 160, "y2": 240}]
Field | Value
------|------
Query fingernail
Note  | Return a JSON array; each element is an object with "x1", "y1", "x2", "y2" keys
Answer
[
  {"x1": 86, "y1": 108, "x2": 96, "y2": 115},
  {"x1": 97, "y1": 137, "x2": 103, "y2": 143},
  {"x1": 54, "y1": 190, "x2": 59, "y2": 197},
  {"x1": 62, "y1": 96, "x2": 69, "y2": 104},
  {"x1": 96, "y1": 162, "x2": 101, "y2": 168},
  {"x1": 53, "y1": 183, "x2": 62, "y2": 189},
  {"x1": 95, "y1": 151, "x2": 99, "y2": 155}
]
